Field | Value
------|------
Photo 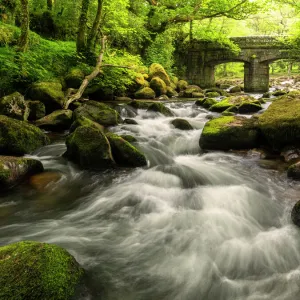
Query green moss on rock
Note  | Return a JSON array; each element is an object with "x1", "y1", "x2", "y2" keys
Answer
[
  {"x1": 65, "y1": 125, "x2": 115, "y2": 169},
  {"x1": 70, "y1": 116, "x2": 104, "y2": 133},
  {"x1": 177, "y1": 80, "x2": 188, "y2": 91},
  {"x1": 200, "y1": 116, "x2": 259, "y2": 150},
  {"x1": 28, "y1": 82, "x2": 65, "y2": 114},
  {"x1": 166, "y1": 86, "x2": 178, "y2": 98},
  {"x1": 134, "y1": 87, "x2": 156, "y2": 99},
  {"x1": 205, "y1": 91, "x2": 220, "y2": 98},
  {"x1": 0, "y1": 241, "x2": 84, "y2": 300},
  {"x1": 0, "y1": 115, "x2": 50, "y2": 155},
  {"x1": 121, "y1": 135, "x2": 138, "y2": 143},
  {"x1": 35, "y1": 109, "x2": 73, "y2": 132},
  {"x1": 65, "y1": 68, "x2": 85, "y2": 89},
  {"x1": 150, "y1": 77, "x2": 167, "y2": 96},
  {"x1": 106, "y1": 132, "x2": 147, "y2": 167},
  {"x1": 27, "y1": 101, "x2": 46, "y2": 121},
  {"x1": 73, "y1": 101, "x2": 121, "y2": 127},
  {"x1": 149, "y1": 63, "x2": 171, "y2": 86},
  {"x1": 147, "y1": 102, "x2": 174, "y2": 117},
  {"x1": 203, "y1": 98, "x2": 218, "y2": 109},
  {"x1": 171, "y1": 118, "x2": 193, "y2": 130}
]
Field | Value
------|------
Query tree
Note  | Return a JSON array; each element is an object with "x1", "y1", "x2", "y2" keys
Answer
[
  {"x1": 77, "y1": 0, "x2": 90, "y2": 54},
  {"x1": 18, "y1": 0, "x2": 29, "y2": 52}
]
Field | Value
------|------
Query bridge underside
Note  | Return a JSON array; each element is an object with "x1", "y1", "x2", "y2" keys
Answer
[{"x1": 184, "y1": 37, "x2": 292, "y2": 93}]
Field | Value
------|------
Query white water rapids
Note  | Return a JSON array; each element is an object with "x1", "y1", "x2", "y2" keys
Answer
[{"x1": 1, "y1": 101, "x2": 300, "y2": 299}]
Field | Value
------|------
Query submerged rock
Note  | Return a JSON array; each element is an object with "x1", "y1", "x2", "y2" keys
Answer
[
  {"x1": 29, "y1": 171, "x2": 63, "y2": 191},
  {"x1": 200, "y1": 116, "x2": 259, "y2": 150},
  {"x1": 35, "y1": 109, "x2": 73, "y2": 131},
  {"x1": 0, "y1": 92, "x2": 29, "y2": 121},
  {"x1": 28, "y1": 82, "x2": 65, "y2": 113},
  {"x1": 171, "y1": 118, "x2": 193, "y2": 130},
  {"x1": 0, "y1": 241, "x2": 84, "y2": 300},
  {"x1": 74, "y1": 101, "x2": 121, "y2": 127},
  {"x1": 0, "y1": 115, "x2": 49, "y2": 155},
  {"x1": 0, "y1": 156, "x2": 43, "y2": 190},
  {"x1": 106, "y1": 132, "x2": 147, "y2": 167}
]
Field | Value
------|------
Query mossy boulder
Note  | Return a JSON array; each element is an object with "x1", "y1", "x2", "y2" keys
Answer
[
  {"x1": 229, "y1": 86, "x2": 242, "y2": 93},
  {"x1": 0, "y1": 156, "x2": 44, "y2": 190},
  {"x1": 150, "y1": 77, "x2": 167, "y2": 96},
  {"x1": 135, "y1": 87, "x2": 156, "y2": 99},
  {"x1": 0, "y1": 115, "x2": 50, "y2": 155},
  {"x1": 0, "y1": 92, "x2": 29, "y2": 121},
  {"x1": 134, "y1": 73, "x2": 147, "y2": 88},
  {"x1": 147, "y1": 102, "x2": 174, "y2": 117},
  {"x1": 171, "y1": 118, "x2": 193, "y2": 130},
  {"x1": 106, "y1": 132, "x2": 147, "y2": 167},
  {"x1": 124, "y1": 118, "x2": 138, "y2": 125},
  {"x1": 0, "y1": 241, "x2": 84, "y2": 300},
  {"x1": 74, "y1": 101, "x2": 121, "y2": 127},
  {"x1": 65, "y1": 68, "x2": 85, "y2": 89},
  {"x1": 177, "y1": 80, "x2": 188, "y2": 91},
  {"x1": 35, "y1": 110, "x2": 73, "y2": 132},
  {"x1": 202, "y1": 98, "x2": 218, "y2": 109},
  {"x1": 287, "y1": 162, "x2": 300, "y2": 180},
  {"x1": 195, "y1": 99, "x2": 206, "y2": 106},
  {"x1": 180, "y1": 85, "x2": 202, "y2": 98},
  {"x1": 149, "y1": 63, "x2": 171, "y2": 86},
  {"x1": 238, "y1": 102, "x2": 262, "y2": 114},
  {"x1": 69, "y1": 115, "x2": 104, "y2": 133},
  {"x1": 65, "y1": 125, "x2": 115, "y2": 169},
  {"x1": 192, "y1": 92, "x2": 205, "y2": 98},
  {"x1": 27, "y1": 101, "x2": 46, "y2": 121},
  {"x1": 291, "y1": 200, "x2": 300, "y2": 227},
  {"x1": 28, "y1": 82, "x2": 65, "y2": 114},
  {"x1": 200, "y1": 116, "x2": 259, "y2": 150},
  {"x1": 273, "y1": 90, "x2": 288, "y2": 97},
  {"x1": 128, "y1": 100, "x2": 154, "y2": 110},
  {"x1": 205, "y1": 91, "x2": 220, "y2": 98},
  {"x1": 166, "y1": 86, "x2": 178, "y2": 98},
  {"x1": 121, "y1": 135, "x2": 137, "y2": 143},
  {"x1": 258, "y1": 93, "x2": 300, "y2": 150}
]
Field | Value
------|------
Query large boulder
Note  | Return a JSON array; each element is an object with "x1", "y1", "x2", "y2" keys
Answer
[
  {"x1": 149, "y1": 63, "x2": 171, "y2": 86},
  {"x1": 229, "y1": 86, "x2": 242, "y2": 93},
  {"x1": 0, "y1": 241, "x2": 84, "y2": 300},
  {"x1": 171, "y1": 118, "x2": 193, "y2": 130},
  {"x1": 27, "y1": 101, "x2": 46, "y2": 121},
  {"x1": 147, "y1": 102, "x2": 174, "y2": 117},
  {"x1": 177, "y1": 80, "x2": 188, "y2": 91},
  {"x1": 0, "y1": 92, "x2": 29, "y2": 121},
  {"x1": 106, "y1": 132, "x2": 147, "y2": 167},
  {"x1": 64, "y1": 68, "x2": 85, "y2": 89},
  {"x1": 69, "y1": 115, "x2": 104, "y2": 133},
  {"x1": 73, "y1": 101, "x2": 121, "y2": 127},
  {"x1": 200, "y1": 116, "x2": 259, "y2": 150},
  {"x1": 180, "y1": 85, "x2": 202, "y2": 98},
  {"x1": 150, "y1": 77, "x2": 167, "y2": 96},
  {"x1": 0, "y1": 156, "x2": 43, "y2": 190},
  {"x1": 65, "y1": 125, "x2": 115, "y2": 169},
  {"x1": 134, "y1": 87, "x2": 156, "y2": 99},
  {"x1": 258, "y1": 92, "x2": 300, "y2": 150},
  {"x1": 28, "y1": 82, "x2": 65, "y2": 113},
  {"x1": 35, "y1": 110, "x2": 73, "y2": 132},
  {"x1": 0, "y1": 115, "x2": 49, "y2": 155},
  {"x1": 166, "y1": 86, "x2": 178, "y2": 98}
]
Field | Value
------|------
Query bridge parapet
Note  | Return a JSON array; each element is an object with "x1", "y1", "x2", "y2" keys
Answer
[{"x1": 230, "y1": 36, "x2": 288, "y2": 49}]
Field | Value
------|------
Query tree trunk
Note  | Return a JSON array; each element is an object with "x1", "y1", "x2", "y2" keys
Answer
[
  {"x1": 77, "y1": 0, "x2": 90, "y2": 54},
  {"x1": 189, "y1": 20, "x2": 193, "y2": 41},
  {"x1": 18, "y1": 0, "x2": 29, "y2": 52},
  {"x1": 87, "y1": 0, "x2": 103, "y2": 53},
  {"x1": 65, "y1": 36, "x2": 107, "y2": 109}
]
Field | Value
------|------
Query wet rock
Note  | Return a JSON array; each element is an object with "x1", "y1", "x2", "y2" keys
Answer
[
  {"x1": 200, "y1": 116, "x2": 259, "y2": 150},
  {"x1": 28, "y1": 82, "x2": 65, "y2": 114},
  {"x1": 69, "y1": 115, "x2": 104, "y2": 133},
  {"x1": 128, "y1": 100, "x2": 154, "y2": 110},
  {"x1": 205, "y1": 91, "x2": 220, "y2": 98},
  {"x1": 238, "y1": 102, "x2": 262, "y2": 114},
  {"x1": 27, "y1": 101, "x2": 46, "y2": 121},
  {"x1": 262, "y1": 92, "x2": 272, "y2": 98},
  {"x1": 35, "y1": 109, "x2": 73, "y2": 132},
  {"x1": 65, "y1": 68, "x2": 85, "y2": 89},
  {"x1": 281, "y1": 146, "x2": 300, "y2": 163},
  {"x1": 124, "y1": 118, "x2": 138, "y2": 125},
  {"x1": 273, "y1": 90, "x2": 288, "y2": 97},
  {"x1": 29, "y1": 171, "x2": 63, "y2": 191},
  {"x1": 287, "y1": 162, "x2": 300, "y2": 180},
  {"x1": 106, "y1": 132, "x2": 147, "y2": 167},
  {"x1": 150, "y1": 77, "x2": 167, "y2": 96},
  {"x1": 171, "y1": 118, "x2": 193, "y2": 130},
  {"x1": 202, "y1": 98, "x2": 218, "y2": 109},
  {"x1": 114, "y1": 96, "x2": 132, "y2": 102},
  {"x1": 74, "y1": 100, "x2": 121, "y2": 127},
  {"x1": 229, "y1": 86, "x2": 242, "y2": 93},
  {"x1": 0, "y1": 241, "x2": 84, "y2": 300},
  {"x1": 0, "y1": 156, "x2": 44, "y2": 190},
  {"x1": 291, "y1": 200, "x2": 300, "y2": 227},
  {"x1": 147, "y1": 102, "x2": 174, "y2": 117},
  {"x1": 0, "y1": 92, "x2": 29, "y2": 121},
  {"x1": 65, "y1": 125, "x2": 115, "y2": 170},
  {"x1": 0, "y1": 115, "x2": 49, "y2": 155},
  {"x1": 181, "y1": 85, "x2": 202, "y2": 98},
  {"x1": 121, "y1": 135, "x2": 137, "y2": 143},
  {"x1": 134, "y1": 87, "x2": 156, "y2": 99}
]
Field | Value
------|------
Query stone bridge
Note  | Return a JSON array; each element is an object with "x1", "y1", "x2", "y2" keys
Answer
[{"x1": 184, "y1": 36, "x2": 293, "y2": 92}]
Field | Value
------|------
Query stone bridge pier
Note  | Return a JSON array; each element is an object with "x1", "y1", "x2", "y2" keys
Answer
[{"x1": 183, "y1": 36, "x2": 290, "y2": 93}]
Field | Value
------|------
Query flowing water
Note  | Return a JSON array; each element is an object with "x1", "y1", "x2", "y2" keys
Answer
[{"x1": 1, "y1": 100, "x2": 300, "y2": 300}]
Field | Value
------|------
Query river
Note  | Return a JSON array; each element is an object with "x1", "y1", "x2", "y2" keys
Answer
[{"x1": 1, "y1": 100, "x2": 300, "y2": 300}]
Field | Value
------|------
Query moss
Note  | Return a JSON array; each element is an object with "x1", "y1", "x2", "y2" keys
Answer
[
  {"x1": 210, "y1": 99, "x2": 232, "y2": 112},
  {"x1": 0, "y1": 115, "x2": 49, "y2": 155},
  {"x1": 69, "y1": 115, "x2": 104, "y2": 133},
  {"x1": 121, "y1": 135, "x2": 138, "y2": 143},
  {"x1": 258, "y1": 93, "x2": 300, "y2": 150},
  {"x1": 134, "y1": 87, "x2": 156, "y2": 99},
  {"x1": 65, "y1": 68, "x2": 85, "y2": 89},
  {"x1": 205, "y1": 92, "x2": 220, "y2": 98},
  {"x1": 166, "y1": 86, "x2": 178, "y2": 98},
  {"x1": 27, "y1": 101, "x2": 46, "y2": 121},
  {"x1": 28, "y1": 82, "x2": 65, "y2": 113},
  {"x1": 171, "y1": 118, "x2": 193, "y2": 130},
  {"x1": 177, "y1": 80, "x2": 188, "y2": 91},
  {"x1": 195, "y1": 99, "x2": 206, "y2": 106},
  {"x1": 150, "y1": 77, "x2": 167, "y2": 96},
  {"x1": 0, "y1": 156, "x2": 44, "y2": 190},
  {"x1": 0, "y1": 241, "x2": 84, "y2": 300},
  {"x1": 229, "y1": 86, "x2": 242, "y2": 93},
  {"x1": 181, "y1": 85, "x2": 202, "y2": 98},
  {"x1": 287, "y1": 162, "x2": 300, "y2": 180},
  {"x1": 66, "y1": 125, "x2": 115, "y2": 169},
  {"x1": 106, "y1": 132, "x2": 147, "y2": 167},
  {"x1": 135, "y1": 73, "x2": 146, "y2": 88},
  {"x1": 200, "y1": 116, "x2": 259, "y2": 150},
  {"x1": 238, "y1": 102, "x2": 262, "y2": 114},
  {"x1": 192, "y1": 92, "x2": 204, "y2": 98},
  {"x1": 149, "y1": 63, "x2": 171, "y2": 86},
  {"x1": 203, "y1": 98, "x2": 218, "y2": 109},
  {"x1": 147, "y1": 102, "x2": 174, "y2": 117},
  {"x1": 128, "y1": 100, "x2": 155, "y2": 110},
  {"x1": 74, "y1": 101, "x2": 121, "y2": 127}
]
